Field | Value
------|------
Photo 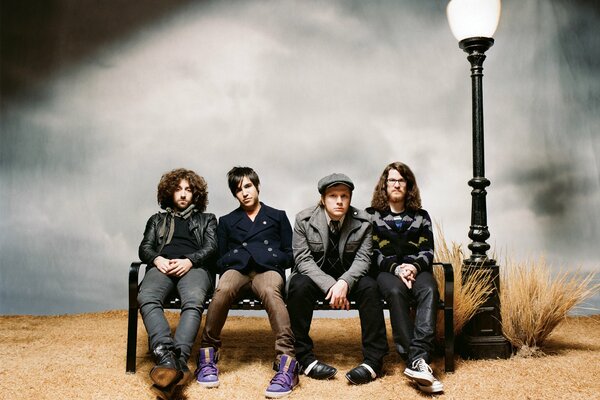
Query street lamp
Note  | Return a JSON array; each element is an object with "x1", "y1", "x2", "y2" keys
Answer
[{"x1": 447, "y1": 0, "x2": 511, "y2": 359}]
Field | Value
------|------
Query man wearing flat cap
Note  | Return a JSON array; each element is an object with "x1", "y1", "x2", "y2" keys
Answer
[{"x1": 286, "y1": 173, "x2": 388, "y2": 385}]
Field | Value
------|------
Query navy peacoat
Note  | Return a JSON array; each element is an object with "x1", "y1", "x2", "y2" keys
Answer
[{"x1": 216, "y1": 202, "x2": 293, "y2": 280}]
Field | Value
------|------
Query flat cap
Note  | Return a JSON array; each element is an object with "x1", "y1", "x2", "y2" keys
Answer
[{"x1": 317, "y1": 173, "x2": 354, "y2": 194}]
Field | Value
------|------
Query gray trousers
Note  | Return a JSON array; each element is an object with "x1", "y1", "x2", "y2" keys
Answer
[{"x1": 138, "y1": 266, "x2": 213, "y2": 361}]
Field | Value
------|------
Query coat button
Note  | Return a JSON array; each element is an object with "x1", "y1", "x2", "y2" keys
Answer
[
  {"x1": 273, "y1": 254, "x2": 278, "y2": 257},
  {"x1": 264, "y1": 240, "x2": 269, "y2": 245},
  {"x1": 242, "y1": 242, "x2": 247, "y2": 247},
  {"x1": 263, "y1": 220, "x2": 267, "y2": 224},
  {"x1": 233, "y1": 249, "x2": 238, "y2": 253},
  {"x1": 268, "y1": 248, "x2": 272, "y2": 252}
]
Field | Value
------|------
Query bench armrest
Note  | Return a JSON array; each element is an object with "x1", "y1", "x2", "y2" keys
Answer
[
  {"x1": 433, "y1": 262, "x2": 454, "y2": 309},
  {"x1": 129, "y1": 262, "x2": 143, "y2": 310}
]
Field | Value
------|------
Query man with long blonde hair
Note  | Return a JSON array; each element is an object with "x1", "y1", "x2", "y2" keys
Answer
[{"x1": 367, "y1": 162, "x2": 443, "y2": 394}]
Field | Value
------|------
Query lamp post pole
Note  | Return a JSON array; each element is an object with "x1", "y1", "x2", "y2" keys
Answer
[
  {"x1": 462, "y1": 37, "x2": 494, "y2": 263},
  {"x1": 446, "y1": 0, "x2": 511, "y2": 359},
  {"x1": 458, "y1": 37, "x2": 511, "y2": 359}
]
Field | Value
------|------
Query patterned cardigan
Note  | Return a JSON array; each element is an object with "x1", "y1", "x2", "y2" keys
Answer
[{"x1": 366, "y1": 207, "x2": 434, "y2": 274}]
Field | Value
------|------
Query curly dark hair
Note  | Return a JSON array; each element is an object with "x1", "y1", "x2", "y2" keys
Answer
[
  {"x1": 156, "y1": 168, "x2": 209, "y2": 212},
  {"x1": 370, "y1": 162, "x2": 421, "y2": 212}
]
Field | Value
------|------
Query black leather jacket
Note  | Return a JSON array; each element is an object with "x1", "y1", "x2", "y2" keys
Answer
[{"x1": 138, "y1": 210, "x2": 218, "y2": 270}]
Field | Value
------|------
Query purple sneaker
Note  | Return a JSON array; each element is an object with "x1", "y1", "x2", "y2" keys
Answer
[
  {"x1": 265, "y1": 355, "x2": 299, "y2": 398},
  {"x1": 195, "y1": 347, "x2": 219, "y2": 388}
]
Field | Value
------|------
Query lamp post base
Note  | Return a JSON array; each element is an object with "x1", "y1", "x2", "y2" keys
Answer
[
  {"x1": 460, "y1": 334, "x2": 512, "y2": 360},
  {"x1": 459, "y1": 259, "x2": 512, "y2": 360}
]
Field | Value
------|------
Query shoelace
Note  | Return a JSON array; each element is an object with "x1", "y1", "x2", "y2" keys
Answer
[
  {"x1": 269, "y1": 371, "x2": 293, "y2": 387},
  {"x1": 197, "y1": 362, "x2": 218, "y2": 377},
  {"x1": 414, "y1": 359, "x2": 433, "y2": 374}
]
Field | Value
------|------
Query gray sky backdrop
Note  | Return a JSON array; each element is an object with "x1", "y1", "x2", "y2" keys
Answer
[{"x1": 1, "y1": 0, "x2": 599, "y2": 315}]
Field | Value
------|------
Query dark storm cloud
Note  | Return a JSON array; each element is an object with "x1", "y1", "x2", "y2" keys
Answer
[
  {"x1": 0, "y1": 0, "x2": 196, "y2": 102},
  {"x1": 0, "y1": 108, "x2": 108, "y2": 174},
  {"x1": 507, "y1": 162, "x2": 594, "y2": 218}
]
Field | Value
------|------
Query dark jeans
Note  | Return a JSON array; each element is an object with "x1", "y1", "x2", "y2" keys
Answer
[
  {"x1": 138, "y1": 266, "x2": 213, "y2": 362},
  {"x1": 287, "y1": 274, "x2": 388, "y2": 373},
  {"x1": 377, "y1": 271, "x2": 438, "y2": 364}
]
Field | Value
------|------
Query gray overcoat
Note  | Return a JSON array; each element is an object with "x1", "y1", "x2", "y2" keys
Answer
[{"x1": 289, "y1": 205, "x2": 373, "y2": 293}]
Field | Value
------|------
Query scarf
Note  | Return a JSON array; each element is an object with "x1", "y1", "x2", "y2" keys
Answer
[{"x1": 159, "y1": 204, "x2": 196, "y2": 247}]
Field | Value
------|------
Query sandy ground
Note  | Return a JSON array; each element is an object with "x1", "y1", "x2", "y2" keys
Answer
[{"x1": 0, "y1": 311, "x2": 599, "y2": 400}]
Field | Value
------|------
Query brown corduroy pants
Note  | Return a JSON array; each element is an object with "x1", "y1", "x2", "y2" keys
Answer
[{"x1": 200, "y1": 269, "x2": 295, "y2": 359}]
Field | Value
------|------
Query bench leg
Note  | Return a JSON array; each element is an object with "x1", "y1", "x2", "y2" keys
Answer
[
  {"x1": 126, "y1": 306, "x2": 138, "y2": 373},
  {"x1": 444, "y1": 307, "x2": 455, "y2": 373}
]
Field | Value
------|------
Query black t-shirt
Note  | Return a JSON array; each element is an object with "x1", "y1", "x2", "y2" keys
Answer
[{"x1": 160, "y1": 217, "x2": 197, "y2": 259}]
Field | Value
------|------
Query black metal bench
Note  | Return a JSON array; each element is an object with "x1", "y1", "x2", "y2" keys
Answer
[{"x1": 126, "y1": 262, "x2": 454, "y2": 374}]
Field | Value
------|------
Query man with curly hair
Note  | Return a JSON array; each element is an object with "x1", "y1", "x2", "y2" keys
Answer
[
  {"x1": 138, "y1": 168, "x2": 217, "y2": 398},
  {"x1": 367, "y1": 162, "x2": 443, "y2": 394},
  {"x1": 195, "y1": 166, "x2": 298, "y2": 399}
]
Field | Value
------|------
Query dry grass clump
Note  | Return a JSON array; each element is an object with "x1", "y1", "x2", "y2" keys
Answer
[
  {"x1": 500, "y1": 257, "x2": 600, "y2": 352},
  {"x1": 433, "y1": 227, "x2": 494, "y2": 336}
]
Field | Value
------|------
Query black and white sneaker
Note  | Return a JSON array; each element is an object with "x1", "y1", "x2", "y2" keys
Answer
[
  {"x1": 417, "y1": 378, "x2": 444, "y2": 393},
  {"x1": 404, "y1": 358, "x2": 435, "y2": 386}
]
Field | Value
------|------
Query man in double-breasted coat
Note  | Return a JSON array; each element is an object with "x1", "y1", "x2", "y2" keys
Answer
[{"x1": 195, "y1": 166, "x2": 299, "y2": 399}]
